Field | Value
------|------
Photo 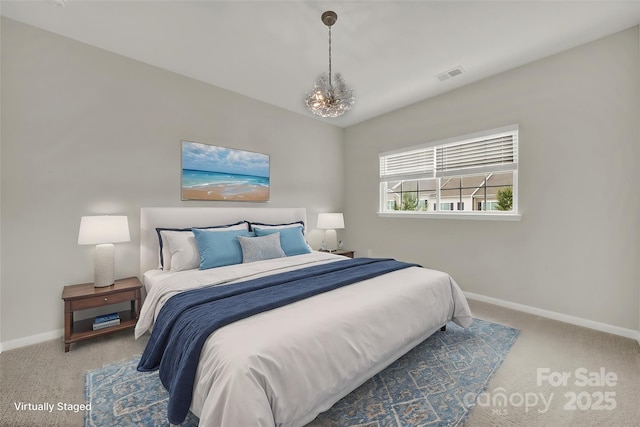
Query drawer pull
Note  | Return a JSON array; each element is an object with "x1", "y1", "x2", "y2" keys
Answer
[{"x1": 104, "y1": 298, "x2": 108, "y2": 302}]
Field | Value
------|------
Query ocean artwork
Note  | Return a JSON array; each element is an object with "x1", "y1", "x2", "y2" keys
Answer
[{"x1": 181, "y1": 141, "x2": 270, "y2": 201}]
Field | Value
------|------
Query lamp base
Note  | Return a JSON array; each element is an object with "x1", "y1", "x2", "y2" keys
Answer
[
  {"x1": 324, "y1": 229, "x2": 338, "y2": 252},
  {"x1": 94, "y1": 243, "x2": 115, "y2": 287}
]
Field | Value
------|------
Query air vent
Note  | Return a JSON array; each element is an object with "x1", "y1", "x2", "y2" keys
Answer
[{"x1": 436, "y1": 66, "x2": 464, "y2": 82}]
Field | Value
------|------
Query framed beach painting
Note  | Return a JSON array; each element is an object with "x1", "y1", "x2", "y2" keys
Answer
[{"x1": 181, "y1": 141, "x2": 270, "y2": 202}]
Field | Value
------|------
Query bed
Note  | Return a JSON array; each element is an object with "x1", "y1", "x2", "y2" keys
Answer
[{"x1": 135, "y1": 207, "x2": 472, "y2": 427}]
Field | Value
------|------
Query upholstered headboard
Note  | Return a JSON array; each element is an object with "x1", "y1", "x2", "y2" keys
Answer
[{"x1": 139, "y1": 207, "x2": 307, "y2": 278}]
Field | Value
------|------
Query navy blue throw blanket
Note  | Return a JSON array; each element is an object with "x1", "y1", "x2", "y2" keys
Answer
[{"x1": 137, "y1": 257, "x2": 419, "y2": 424}]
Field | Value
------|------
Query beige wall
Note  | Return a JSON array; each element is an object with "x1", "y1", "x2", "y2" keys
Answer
[
  {"x1": 345, "y1": 27, "x2": 640, "y2": 331},
  {"x1": 0, "y1": 18, "x2": 344, "y2": 344},
  {"x1": 0, "y1": 17, "x2": 3, "y2": 349},
  {"x1": 2, "y1": 17, "x2": 639, "y2": 348}
]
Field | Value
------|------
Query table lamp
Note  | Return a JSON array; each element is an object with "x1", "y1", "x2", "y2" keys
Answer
[
  {"x1": 78, "y1": 215, "x2": 130, "y2": 287},
  {"x1": 317, "y1": 213, "x2": 344, "y2": 252}
]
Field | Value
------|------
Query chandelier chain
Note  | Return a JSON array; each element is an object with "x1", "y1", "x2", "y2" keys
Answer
[{"x1": 328, "y1": 26, "x2": 332, "y2": 87}]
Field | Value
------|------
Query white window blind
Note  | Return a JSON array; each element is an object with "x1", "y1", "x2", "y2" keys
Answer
[
  {"x1": 436, "y1": 133, "x2": 517, "y2": 177},
  {"x1": 379, "y1": 148, "x2": 434, "y2": 182},
  {"x1": 379, "y1": 126, "x2": 517, "y2": 181}
]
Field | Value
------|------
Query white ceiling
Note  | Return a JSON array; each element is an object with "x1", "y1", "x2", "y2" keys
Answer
[{"x1": 2, "y1": 1, "x2": 640, "y2": 128}]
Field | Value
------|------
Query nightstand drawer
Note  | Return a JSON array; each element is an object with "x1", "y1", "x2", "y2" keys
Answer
[{"x1": 69, "y1": 290, "x2": 137, "y2": 311}]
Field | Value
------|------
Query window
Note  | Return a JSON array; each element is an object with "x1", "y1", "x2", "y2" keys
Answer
[{"x1": 379, "y1": 125, "x2": 519, "y2": 219}]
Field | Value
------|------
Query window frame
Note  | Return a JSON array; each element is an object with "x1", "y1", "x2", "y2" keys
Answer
[{"x1": 378, "y1": 125, "x2": 521, "y2": 221}]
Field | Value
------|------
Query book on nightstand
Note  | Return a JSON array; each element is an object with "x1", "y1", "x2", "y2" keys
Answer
[
  {"x1": 93, "y1": 319, "x2": 120, "y2": 330},
  {"x1": 93, "y1": 313, "x2": 120, "y2": 330}
]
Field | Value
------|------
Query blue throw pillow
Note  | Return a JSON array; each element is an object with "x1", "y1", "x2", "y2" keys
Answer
[
  {"x1": 192, "y1": 228, "x2": 253, "y2": 270},
  {"x1": 253, "y1": 226, "x2": 311, "y2": 256}
]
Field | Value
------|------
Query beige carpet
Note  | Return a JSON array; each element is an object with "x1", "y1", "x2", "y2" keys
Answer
[
  {"x1": 464, "y1": 301, "x2": 640, "y2": 427},
  {"x1": 1, "y1": 300, "x2": 638, "y2": 427}
]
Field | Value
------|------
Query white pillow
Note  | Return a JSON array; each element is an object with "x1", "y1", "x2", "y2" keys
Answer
[
  {"x1": 249, "y1": 221, "x2": 305, "y2": 230},
  {"x1": 162, "y1": 231, "x2": 200, "y2": 272}
]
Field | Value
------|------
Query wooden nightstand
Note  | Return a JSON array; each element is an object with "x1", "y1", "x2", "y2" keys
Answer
[
  {"x1": 61, "y1": 277, "x2": 142, "y2": 352},
  {"x1": 320, "y1": 249, "x2": 355, "y2": 258}
]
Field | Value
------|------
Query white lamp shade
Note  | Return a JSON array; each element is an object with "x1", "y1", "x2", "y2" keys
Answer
[
  {"x1": 78, "y1": 215, "x2": 130, "y2": 245},
  {"x1": 317, "y1": 213, "x2": 344, "y2": 230}
]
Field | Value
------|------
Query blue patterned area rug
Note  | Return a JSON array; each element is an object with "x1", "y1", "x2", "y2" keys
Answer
[{"x1": 84, "y1": 318, "x2": 518, "y2": 427}]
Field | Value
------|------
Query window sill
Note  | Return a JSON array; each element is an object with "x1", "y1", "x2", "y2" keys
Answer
[{"x1": 377, "y1": 211, "x2": 522, "y2": 221}]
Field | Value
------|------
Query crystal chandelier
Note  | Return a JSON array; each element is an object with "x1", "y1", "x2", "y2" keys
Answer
[{"x1": 305, "y1": 11, "x2": 355, "y2": 118}]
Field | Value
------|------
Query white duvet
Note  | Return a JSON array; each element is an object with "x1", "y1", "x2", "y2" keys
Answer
[{"x1": 135, "y1": 252, "x2": 472, "y2": 427}]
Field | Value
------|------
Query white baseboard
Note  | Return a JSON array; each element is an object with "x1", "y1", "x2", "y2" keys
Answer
[
  {"x1": 0, "y1": 328, "x2": 63, "y2": 353},
  {"x1": 464, "y1": 291, "x2": 639, "y2": 341}
]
